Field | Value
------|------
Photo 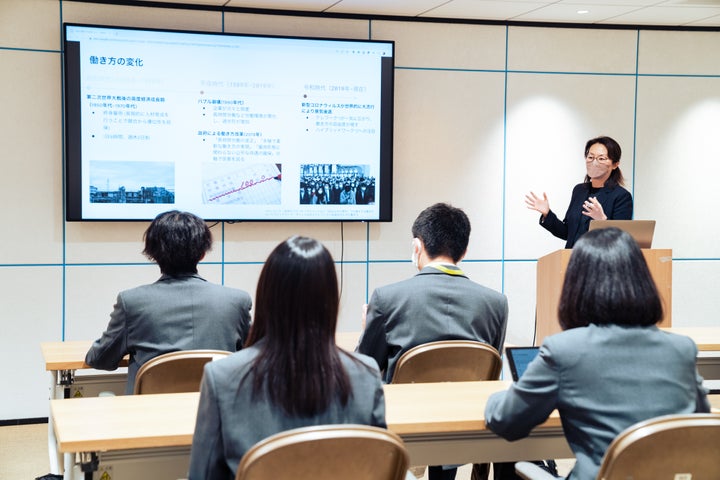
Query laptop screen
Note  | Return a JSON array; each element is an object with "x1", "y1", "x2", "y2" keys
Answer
[{"x1": 506, "y1": 346, "x2": 540, "y2": 381}]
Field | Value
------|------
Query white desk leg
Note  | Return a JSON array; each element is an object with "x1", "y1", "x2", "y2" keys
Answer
[
  {"x1": 63, "y1": 452, "x2": 75, "y2": 480},
  {"x1": 48, "y1": 370, "x2": 64, "y2": 475}
]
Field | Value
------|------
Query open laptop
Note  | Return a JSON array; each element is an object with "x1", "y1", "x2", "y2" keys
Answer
[
  {"x1": 505, "y1": 346, "x2": 540, "y2": 381},
  {"x1": 588, "y1": 219, "x2": 656, "y2": 248}
]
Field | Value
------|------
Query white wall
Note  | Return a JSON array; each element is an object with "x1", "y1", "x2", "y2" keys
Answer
[{"x1": 2, "y1": 0, "x2": 719, "y2": 419}]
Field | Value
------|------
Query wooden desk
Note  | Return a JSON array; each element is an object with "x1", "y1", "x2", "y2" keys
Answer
[
  {"x1": 42, "y1": 332, "x2": 362, "y2": 476},
  {"x1": 384, "y1": 381, "x2": 569, "y2": 465},
  {"x1": 51, "y1": 381, "x2": 571, "y2": 480},
  {"x1": 41, "y1": 341, "x2": 129, "y2": 475},
  {"x1": 41, "y1": 331, "x2": 360, "y2": 397},
  {"x1": 41, "y1": 331, "x2": 360, "y2": 375},
  {"x1": 41, "y1": 340, "x2": 130, "y2": 400}
]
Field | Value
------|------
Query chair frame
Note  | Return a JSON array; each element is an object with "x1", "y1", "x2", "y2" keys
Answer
[
  {"x1": 235, "y1": 424, "x2": 410, "y2": 480},
  {"x1": 391, "y1": 340, "x2": 502, "y2": 384},
  {"x1": 598, "y1": 413, "x2": 720, "y2": 480},
  {"x1": 515, "y1": 413, "x2": 720, "y2": 480},
  {"x1": 133, "y1": 349, "x2": 230, "y2": 394}
]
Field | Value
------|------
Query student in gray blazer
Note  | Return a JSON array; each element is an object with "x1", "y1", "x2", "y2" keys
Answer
[
  {"x1": 188, "y1": 236, "x2": 386, "y2": 480},
  {"x1": 485, "y1": 228, "x2": 710, "y2": 480},
  {"x1": 85, "y1": 210, "x2": 252, "y2": 394},
  {"x1": 357, "y1": 202, "x2": 509, "y2": 480},
  {"x1": 357, "y1": 202, "x2": 508, "y2": 384}
]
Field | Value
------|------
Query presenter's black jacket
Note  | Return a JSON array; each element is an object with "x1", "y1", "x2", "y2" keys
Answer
[{"x1": 540, "y1": 182, "x2": 633, "y2": 249}]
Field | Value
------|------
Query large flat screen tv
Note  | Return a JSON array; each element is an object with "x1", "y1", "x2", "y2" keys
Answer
[{"x1": 63, "y1": 23, "x2": 394, "y2": 222}]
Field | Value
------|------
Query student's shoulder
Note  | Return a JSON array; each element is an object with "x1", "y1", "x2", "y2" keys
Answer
[
  {"x1": 206, "y1": 346, "x2": 258, "y2": 376},
  {"x1": 542, "y1": 327, "x2": 591, "y2": 353},
  {"x1": 657, "y1": 327, "x2": 698, "y2": 353},
  {"x1": 117, "y1": 281, "x2": 163, "y2": 301},
  {"x1": 340, "y1": 349, "x2": 382, "y2": 374},
  {"x1": 200, "y1": 280, "x2": 251, "y2": 299},
  {"x1": 462, "y1": 279, "x2": 507, "y2": 304}
]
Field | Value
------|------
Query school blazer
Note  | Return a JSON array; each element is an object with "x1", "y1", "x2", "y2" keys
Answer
[
  {"x1": 484, "y1": 324, "x2": 710, "y2": 480},
  {"x1": 357, "y1": 265, "x2": 509, "y2": 383},
  {"x1": 85, "y1": 273, "x2": 252, "y2": 394},
  {"x1": 188, "y1": 346, "x2": 386, "y2": 480}
]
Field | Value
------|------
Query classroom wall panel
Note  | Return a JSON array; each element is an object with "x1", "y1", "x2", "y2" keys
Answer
[
  {"x1": 503, "y1": 72, "x2": 637, "y2": 260},
  {"x1": 63, "y1": 264, "x2": 159, "y2": 341},
  {"x1": 371, "y1": 20, "x2": 507, "y2": 70},
  {"x1": 0, "y1": 50, "x2": 63, "y2": 266},
  {"x1": 0, "y1": 0, "x2": 60, "y2": 50},
  {"x1": 507, "y1": 26, "x2": 638, "y2": 74},
  {"x1": 224, "y1": 12, "x2": 370, "y2": 38},
  {"x1": 335, "y1": 262, "x2": 371, "y2": 333},
  {"x1": 1, "y1": 267, "x2": 64, "y2": 419},
  {"x1": 374, "y1": 67, "x2": 506, "y2": 261},
  {"x1": 365, "y1": 261, "x2": 416, "y2": 304},
  {"x1": 671, "y1": 261, "x2": 720, "y2": 327},
  {"x1": 637, "y1": 30, "x2": 720, "y2": 75},
  {"x1": 501, "y1": 261, "x2": 538, "y2": 346},
  {"x1": 222, "y1": 221, "x2": 370, "y2": 263},
  {"x1": 62, "y1": 1, "x2": 223, "y2": 32},
  {"x1": 634, "y1": 75, "x2": 720, "y2": 258},
  {"x1": 64, "y1": 222, "x2": 149, "y2": 264}
]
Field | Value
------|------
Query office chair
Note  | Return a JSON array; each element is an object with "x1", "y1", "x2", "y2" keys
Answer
[
  {"x1": 235, "y1": 424, "x2": 410, "y2": 480},
  {"x1": 391, "y1": 340, "x2": 502, "y2": 480},
  {"x1": 133, "y1": 349, "x2": 230, "y2": 394},
  {"x1": 391, "y1": 340, "x2": 502, "y2": 384},
  {"x1": 515, "y1": 413, "x2": 720, "y2": 480}
]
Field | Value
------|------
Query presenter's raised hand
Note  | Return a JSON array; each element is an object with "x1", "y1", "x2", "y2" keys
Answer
[
  {"x1": 582, "y1": 196, "x2": 607, "y2": 221},
  {"x1": 525, "y1": 191, "x2": 550, "y2": 217}
]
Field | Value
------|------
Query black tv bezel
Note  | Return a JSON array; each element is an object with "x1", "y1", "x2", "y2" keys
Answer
[{"x1": 63, "y1": 22, "x2": 394, "y2": 223}]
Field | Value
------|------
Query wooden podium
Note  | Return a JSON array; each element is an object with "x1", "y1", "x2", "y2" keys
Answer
[{"x1": 535, "y1": 249, "x2": 672, "y2": 345}]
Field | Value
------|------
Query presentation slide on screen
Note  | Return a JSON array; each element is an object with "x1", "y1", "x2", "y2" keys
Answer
[{"x1": 66, "y1": 25, "x2": 392, "y2": 221}]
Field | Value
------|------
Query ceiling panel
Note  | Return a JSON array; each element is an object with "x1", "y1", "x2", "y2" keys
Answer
[{"x1": 122, "y1": 0, "x2": 720, "y2": 26}]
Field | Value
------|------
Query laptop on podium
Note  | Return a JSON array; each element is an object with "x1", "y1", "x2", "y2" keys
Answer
[{"x1": 588, "y1": 219, "x2": 656, "y2": 248}]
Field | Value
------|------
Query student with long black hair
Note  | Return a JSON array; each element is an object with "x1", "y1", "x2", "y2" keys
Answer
[{"x1": 188, "y1": 236, "x2": 385, "y2": 480}]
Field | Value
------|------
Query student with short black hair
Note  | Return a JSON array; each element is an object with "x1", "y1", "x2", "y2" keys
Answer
[
  {"x1": 358, "y1": 202, "x2": 509, "y2": 480},
  {"x1": 85, "y1": 210, "x2": 252, "y2": 394}
]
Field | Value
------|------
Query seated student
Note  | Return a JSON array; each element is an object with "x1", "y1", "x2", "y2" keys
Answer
[
  {"x1": 484, "y1": 227, "x2": 710, "y2": 480},
  {"x1": 188, "y1": 236, "x2": 386, "y2": 480},
  {"x1": 85, "y1": 210, "x2": 252, "y2": 394},
  {"x1": 357, "y1": 202, "x2": 508, "y2": 480}
]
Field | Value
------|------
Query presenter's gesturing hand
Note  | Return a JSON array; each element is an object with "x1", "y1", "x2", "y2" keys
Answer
[
  {"x1": 525, "y1": 191, "x2": 550, "y2": 218},
  {"x1": 582, "y1": 196, "x2": 607, "y2": 221}
]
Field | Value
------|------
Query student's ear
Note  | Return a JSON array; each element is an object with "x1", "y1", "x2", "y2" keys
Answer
[{"x1": 412, "y1": 237, "x2": 422, "y2": 255}]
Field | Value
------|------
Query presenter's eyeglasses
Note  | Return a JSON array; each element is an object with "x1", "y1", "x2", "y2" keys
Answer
[{"x1": 585, "y1": 155, "x2": 611, "y2": 164}]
